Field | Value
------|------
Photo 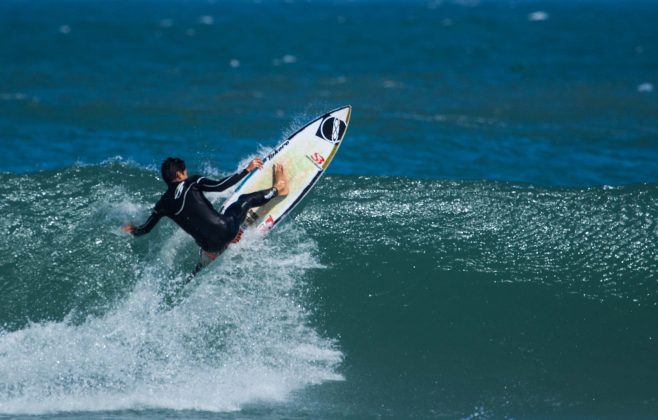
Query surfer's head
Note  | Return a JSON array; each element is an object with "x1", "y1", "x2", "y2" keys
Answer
[{"x1": 161, "y1": 157, "x2": 187, "y2": 184}]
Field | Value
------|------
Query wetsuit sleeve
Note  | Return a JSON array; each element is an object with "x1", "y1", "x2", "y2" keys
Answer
[
  {"x1": 133, "y1": 210, "x2": 163, "y2": 236},
  {"x1": 194, "y1": 170, "x2": 249, "y2": 192}
]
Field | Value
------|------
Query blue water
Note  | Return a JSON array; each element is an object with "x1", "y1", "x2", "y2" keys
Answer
[
  {"x1": 3, "y1": 0, "x2": 658, "y2": 185},
  {"x1": 2, "y1": 0, "x2": 658, "y2": 418}
]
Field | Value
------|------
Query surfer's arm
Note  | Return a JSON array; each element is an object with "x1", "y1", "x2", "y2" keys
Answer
[
  {"x1": 124, "y1": 211, "x2": 163, "y2": 236},
  {"x1": 195, "y1": 158, "x2": 263, "y2": 192},
  {"x1": 194, "y1": 170, "x2": 249, "y2": 192}
]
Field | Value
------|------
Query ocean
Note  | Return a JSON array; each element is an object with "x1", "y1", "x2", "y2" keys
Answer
[{"x1": 1, "y1": 0, "x2": 658, "y2": 418}]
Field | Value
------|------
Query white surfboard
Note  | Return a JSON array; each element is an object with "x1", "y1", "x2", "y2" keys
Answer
[{"x1": 220, "y1": 105, "x2": 352, "y2": 243}]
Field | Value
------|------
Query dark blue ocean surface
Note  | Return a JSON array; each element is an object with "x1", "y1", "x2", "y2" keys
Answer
[
  {"x1": 2, "y1": 1, "x2": 658, "y2": 419},
  {"x1": 2, "y1": 0, "x2": 657, "y2": 185}
]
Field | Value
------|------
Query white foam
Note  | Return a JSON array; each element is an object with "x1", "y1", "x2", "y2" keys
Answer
[
  {"x1": 383, "y1": 80, "x2": 404, "y2": 89},
  {"x1": 159, "y1": 19, "x2": 173, "y2": 28},
  {"x1": 0, "y1": 220, "x2": 341, "y2": 415},
  {"x1": 199, "y1": 15, "x2": 214, "y2": 25},
  {"x1": 637, "y1": 82, "x2": 654, "y2": 93},
  {"x1": 272, "y1": 54, "x2": 297, "y2": 66},
  {"x1": 0, "y1": 93, "x2": 35, "y2": 102},
  {"x1": 282, "y1": 54, "x2": 297, "y2": 64},
  {"x1": 528, "y1": 11, "x2": 549, "y2": 22}
]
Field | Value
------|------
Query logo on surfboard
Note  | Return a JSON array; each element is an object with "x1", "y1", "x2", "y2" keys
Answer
[
  {"x1": 257, "y1": 215, "x2": 275, "y2": 233},
  {"x1": 311, "y1": 152, "x2": 325, "y2": 165},
  {"x1": 316, "y1": 116, "x2": 346, "y2": 144},
  {"x1": 306, "y1": 152, "x2": 326, "y2": 169}
]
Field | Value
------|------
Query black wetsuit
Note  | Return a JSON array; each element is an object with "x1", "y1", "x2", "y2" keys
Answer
[{"x1": 133, "y1": 171, "x2": 277, "y2": 252}]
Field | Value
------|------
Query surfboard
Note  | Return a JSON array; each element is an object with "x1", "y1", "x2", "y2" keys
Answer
[{"x1": 220, "y1": 105, "x2": 352, "y2": 243}]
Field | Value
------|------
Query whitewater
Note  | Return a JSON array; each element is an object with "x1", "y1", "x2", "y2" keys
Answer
[{"x1": 0, "y1": 164, "x2": 342, "y2": 415}]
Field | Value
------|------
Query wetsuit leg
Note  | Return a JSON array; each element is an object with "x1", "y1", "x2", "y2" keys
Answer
[
  {"x1": 223, "y1": 188, "x2": 278, "y2": 225},
  {"x1": 195, "y1": 189, "x2": 277, "y2": 253},
  {"x1": 189, "y1": 187, "x2": 278, "y2": 277}
]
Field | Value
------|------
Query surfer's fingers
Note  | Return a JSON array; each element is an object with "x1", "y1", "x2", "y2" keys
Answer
[{"x1": 246, "y1": 158, "x2": 264, "y2": 172}]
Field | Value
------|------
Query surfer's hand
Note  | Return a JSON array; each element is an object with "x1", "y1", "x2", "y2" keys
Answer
[
  {"x1": 122, "y1": 224, "x2": 136, "y2": 234},
  {"x1": 246, "y1": 158, "x2": 263, "y2": 172}
]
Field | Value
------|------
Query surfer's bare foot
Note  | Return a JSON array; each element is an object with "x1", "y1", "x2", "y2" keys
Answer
[{"x1": 273, "y1": 163, "x2": 289, "y2": 196}]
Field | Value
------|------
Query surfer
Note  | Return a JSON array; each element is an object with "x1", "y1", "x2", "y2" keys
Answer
[{"x1": 122, "y1": 157, "x2": 289, "y2": 261}]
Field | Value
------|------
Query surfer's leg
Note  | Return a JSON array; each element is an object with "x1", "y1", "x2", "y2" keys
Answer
[
  {"x1": 187, "y1": 249, "x2": 222, "y2": 281},
  {"x1": 223, "y1": 164, "x2": 290, "y2": 224},
  {"x1": 223, "y1": 189, "x2": 278, "y2": 223}
]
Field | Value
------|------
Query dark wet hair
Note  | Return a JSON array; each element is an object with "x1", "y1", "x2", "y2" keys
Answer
[{"x1": 161, "y1": 157, "x2": 186, "y2": 184}]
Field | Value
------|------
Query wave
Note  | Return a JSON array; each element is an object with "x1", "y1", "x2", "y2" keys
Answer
[
  {"x1": 300, "y1": 175, "x2": 658, "y2": 305},
  {"x1": 1, "y1": 163, "x2": 657, "y2": 415},
  {"x1": 0, "y1": 163, "x2": 341, "y2": 415}
]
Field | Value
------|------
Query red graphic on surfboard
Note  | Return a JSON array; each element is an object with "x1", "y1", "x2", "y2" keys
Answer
[
  {"x1": 257, "y1": 215, "x2": 275, "y2": 233},
  {"x1": 311, "y1": 152, "x2": 325, "y2": 165}
]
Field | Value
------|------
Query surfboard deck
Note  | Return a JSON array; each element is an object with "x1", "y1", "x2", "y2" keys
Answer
[
  {"x1": 193, "y1": 106, "x2": 351, "y2": 272},
  {"x1": 223, "y1": 105, "x2": 351, "y2": 239}
]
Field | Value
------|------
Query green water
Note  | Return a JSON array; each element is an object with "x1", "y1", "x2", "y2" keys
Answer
[{"x1": 1, "y1": 164, "x2": 657, "y2": 417}]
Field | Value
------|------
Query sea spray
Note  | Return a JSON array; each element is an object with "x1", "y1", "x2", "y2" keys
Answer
[
  {"x1": 2, "y1": 165, "x2": 658, "y2": 417},
  {"x1": 0, "y1": 164, "x2": 342, "y2": 415}
]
